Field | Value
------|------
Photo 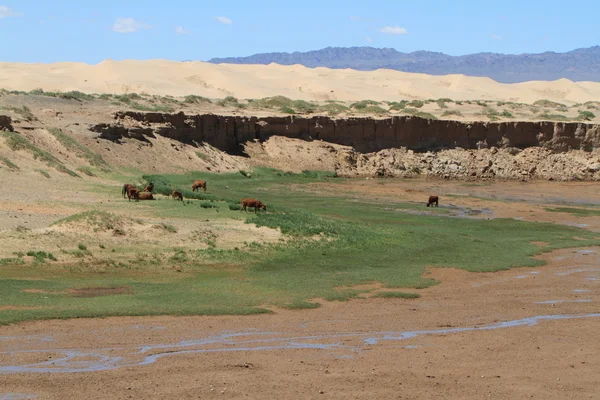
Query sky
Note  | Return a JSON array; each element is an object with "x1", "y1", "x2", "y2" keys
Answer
[{"x1": 0, "y1": 0, "x2": 598, "y2": 64}]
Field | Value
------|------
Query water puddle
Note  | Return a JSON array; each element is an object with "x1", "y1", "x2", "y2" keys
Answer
[
  {"x1": 534, "y1": 300, "x2": 592, "y2": 304},
  {"x1": 0, "y1": 394, "x2": 37, "y2": 400},
  {"x1": 555, "y1": 268, "x2": 600, "y2": 276},
  {"x1": 1, "y1": 313, "x2": 598, "y2": 374},
  {"x1": 573, "y1": 289, "x2": 591, "y2": 293}
]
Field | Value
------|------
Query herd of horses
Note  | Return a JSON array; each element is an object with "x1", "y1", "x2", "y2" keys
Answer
[{"x1": 121, "y1": 179, "x2": 268, "y2": 213}]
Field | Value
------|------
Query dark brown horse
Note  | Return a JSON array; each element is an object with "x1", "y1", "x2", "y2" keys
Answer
[
  {"x1": 241, "y1": 198, "x2": 267, "y2": 213},
  {"x1": 127, "y1": 187, "x2": 140, "y2": 202},
  {"x1": 122, "y1": 183, "x2": 136, "y2": 198},
  {"x1": 192, "y1": 180, "x2": 207, "y2": 192},
  {"x1": 143, "y1": 182, "x2": 154, "y2": 193},
  {"x1": 138, "y1": 192, "x2": 154, "y2": 200},
  {"x1": 171, "y1": 190, "x2": 183, "y2": 201},
  {"x1": 426, "y1": 195, "x2": 439, "y2": 207}
]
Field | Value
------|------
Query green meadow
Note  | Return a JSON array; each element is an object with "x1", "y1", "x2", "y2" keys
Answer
[{"x1": 1, "y1": 168, "x2": 598, "y2": 325}]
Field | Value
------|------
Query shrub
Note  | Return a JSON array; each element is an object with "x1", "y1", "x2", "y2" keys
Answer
[
  {"x1": 441, "y1": 109, "x2": 463, "y2": 117},
  {"x1": 578, "y1": 110, "x2": 596, "y2": 121},
  {"x1": 350, "y1": 100, "x2": 380, "y2": 110},
  {"x1": 407, "y1": 100, "x2": 424, "y2": 108},
  {"x1": 184, "y1": 95, "x2": 212, "y2": 104}
]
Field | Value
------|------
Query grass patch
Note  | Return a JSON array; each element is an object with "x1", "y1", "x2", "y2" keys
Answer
[
  {"x1": 48, "y1": 127, "x2": 110, "y2": 172},
  {"x1": 0, "y1": 105, "x2": 36, "y2": 121},
  {"x1": 441, "y1": 109, "x2": 463, "y2": 117},
  {"x1": 533, "y1": 99, "x2": 566, "y2": 108},
  {"x1": 1, "y1": 131, "x2": 79, "y2": 177},
  {"x1": 38, "y1": 169, "x2": 50, "y2": 178},
  {"x1": 539, "y1": 112, "x2": 569, "y2": 121},
  {"x1": 0, "y1": 156, "x2": 19, "y2": 170},
  {"x1": 545, "y1": 207, "x2": 600, "y2": 217},
  {"x1": 319, "y1": 103, "x2": 349, "y2": 116},
  {"x1": 25, "y1": 251, "x2": 57, "y2": 263},
  {"x1": 2, "y1": 169, "x2": 599, "y2": 325},
  {"x1": 407, "y1": 100, "x2": 424, "y2": 108},
  {"x1": 184, "y1": 95, "x2": 212, "y2": 104},
  {"x1": 350, "y1": 100, "x2": 381, "y2": 110},
  {"x1": 372, "y1": 291, "x2": 420, "y2": 299},
  {"x1": 578, "y1": 110, "x2": 596, "y2": 121}
]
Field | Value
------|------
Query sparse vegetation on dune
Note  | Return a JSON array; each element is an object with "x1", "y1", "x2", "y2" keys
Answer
[
  {"x1": 48, "y1": 127, "x2": 111, "y2": 172},
  {"x1": 1, "y1": 131, "x2": 79, "y2": 177}
]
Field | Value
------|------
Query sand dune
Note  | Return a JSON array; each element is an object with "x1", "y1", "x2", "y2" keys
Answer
[{"x1": 1, "y1": 59, "x2": 599, "y2": 104}]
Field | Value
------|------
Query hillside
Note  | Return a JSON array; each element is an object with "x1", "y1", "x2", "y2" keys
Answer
[{"x1": 207, "y1": 46, "x2": 600, "y2": 83}]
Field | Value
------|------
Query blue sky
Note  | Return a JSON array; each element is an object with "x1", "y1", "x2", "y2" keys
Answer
[{"x1": 0, "y1": 0, "x2": 598, "y2": 63}]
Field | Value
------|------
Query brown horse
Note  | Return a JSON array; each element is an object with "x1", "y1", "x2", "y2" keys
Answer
[
  {"x1": 127, "y1": 187, "x2": 140, "y2": 202},
  {"x1": 138, "y1": 192, "x2": 154, "y2": 200},
  {"x1": 171, "y1": 190, "x2": 183, "y2": 201},
  {"x1": 122, "y1": 183, "x2": 136, "y2": 198},
  {"x1": 143, "y1": 182, "x2": 154, "y2": 193},
  {"x1": 192, "y1": 180, "x2": 207, "y2": 192},
  {"x1": 241, "y1": 198, "x2": 267, "y2": 213},
  {"x1": 426, "y1": 195, "x2": 439, "y2": 207}
]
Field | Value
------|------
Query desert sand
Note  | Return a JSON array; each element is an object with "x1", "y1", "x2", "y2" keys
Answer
[{"x1": 1, "y1": 59, "x2": 600, "y2": 104}]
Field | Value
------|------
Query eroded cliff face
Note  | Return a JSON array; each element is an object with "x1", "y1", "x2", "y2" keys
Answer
[{"x1": 89, "y1": 111, "x2": 600, "y2": 154}]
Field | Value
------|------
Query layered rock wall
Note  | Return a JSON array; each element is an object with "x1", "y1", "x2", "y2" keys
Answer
[{"x1": 90, "y1": 111, "x2": 600, "y2": 154}]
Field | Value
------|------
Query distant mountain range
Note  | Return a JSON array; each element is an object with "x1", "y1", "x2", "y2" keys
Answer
[{"x1": 207, "y1": 46, "x2": 600, "y2": 83}]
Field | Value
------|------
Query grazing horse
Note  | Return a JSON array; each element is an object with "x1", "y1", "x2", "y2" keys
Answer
[
  {"x1": 171, "y1": 190, "x2": 183, "y2": 201},
  {"x1": 426, "y1": 195, "x2": 439, "y2": 207},
  {"x1": 192, "y1": 180, "x2": 207, "y2": 192},
  {"x1": 122, "y1": 183, "x2": 136, "y2": 198},
  {"x1": 143, "y1": 182, "x2": 154, "y2": 193},
  {"x1": 241, "y1": 198, "x2": 267, "y2": 213},
  {"x1": 127, "y1": 187, "x2": 140, "y2": 202}
]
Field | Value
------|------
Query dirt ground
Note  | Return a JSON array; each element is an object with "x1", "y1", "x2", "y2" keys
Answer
[
  {"x1": 1, "y1": 176, "x2": 600, "y2": 399},
  {"x1": 0, "y1": 247, "x2": 598, "y2": 400}
]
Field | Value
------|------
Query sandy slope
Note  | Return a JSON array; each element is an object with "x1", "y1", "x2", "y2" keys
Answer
[{"x1": 1, "y1": 60, "x2": 599, "y2": 104}]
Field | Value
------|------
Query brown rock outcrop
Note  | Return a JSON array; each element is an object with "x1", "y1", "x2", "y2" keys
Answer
[{"x1": 89, "y1": 111, "x2": 600, "y2": 155}]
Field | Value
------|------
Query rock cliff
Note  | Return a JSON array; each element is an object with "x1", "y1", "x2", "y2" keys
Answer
[{"x1": 90, "y1": 111, "x2": 600, "y2": 155}]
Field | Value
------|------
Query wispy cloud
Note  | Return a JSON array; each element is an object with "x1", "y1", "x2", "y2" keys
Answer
[
  {"x1": 0, "y1": 5, "x2": 22, "y2": 18},
  {"x1": 175, "y1": 26, "x2": 190, "y2": 35},
  {"x1": 365, "y1": 36, "x2": 374, "y2": 44},
  {"x1": 491, "y1": 34, "x2": 503, "y2": 40},
  {"x1": 349, "y1": 16, "x2": 362, "y2": 21},
  {"x1": 111, "y1": 17, "x2": 151, "y2": 33},
  {"x1": 214, "y1": 16, "x2": 232, "y2": 25},
  {"x1": 379, "y1": 25, "x2": 408, "y2": 35}
]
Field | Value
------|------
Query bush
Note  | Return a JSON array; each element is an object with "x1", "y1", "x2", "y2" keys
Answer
[
  {"x1": 350, "y1": 100, "x2": 380, "y2": 110},
  {"x1": 441, "y1": 109, "x2": 463, "y2": 117},
  {"x1": 578, "y1": 110, "x2": 596, "y2": 121},
  {"x1": 407, "y1": 100, "x2": 424, "y2": 108},
  {"x1": 184, "y1": 95, "x2": 212, "y2": 104}
]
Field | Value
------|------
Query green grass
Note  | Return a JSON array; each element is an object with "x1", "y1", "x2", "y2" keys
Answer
[
  {"x1": 533, "y1": 99, "x2": 566, "y2": 108},
  {"x1": 1, "y1": 131, "x2": 79, "y2": 177},
  {"x1": 1, "y1": 169, "x2": 599, "y2": 325},
  {"x1": 184, "y1": 95, "x2": 212, "y2": 104},
  {"x1": 0, "y1": 156, "x2": 19, "y2": 170},
  {"x1": 38, "y1": 169, "x2": 50, "y2": 178},
  {"x1": 350, "y1": 100, "x2": 381, "y2": 110},
  {"x1": 0, "y1": 105, "x2": 36, "y2": 121},
  {"x1": 441, "y1": 109, "x2": 463, "y2": 117},
  {"x1": 407, "y1": 100, "x2": 424, "y2": 108},
  {"x1": 48, "y1": 128, "x2": 111, "y2": 172},
  {"x1": 129, "y1": 101, "x2": 175, "y2": 112},
  {"x1": 545, "y1": 207, "x2": 600, "y2": 217},
  {"x1": 25, "y1": 251, "x2": 57, "y2": 263},
  {"x1": 539, "y1": 112, "x2": 569, "y2": 121},
  {"x1": 578, "y1": 110, "x2": 596, "y2": 121},
  {"x1": 372, "y1": 291, "x2": 420, "y2": 299}
]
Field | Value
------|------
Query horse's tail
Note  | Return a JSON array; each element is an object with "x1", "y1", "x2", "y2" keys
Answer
[{"x1": 122, "y1": 184, "x2": 127, "y2": 198}]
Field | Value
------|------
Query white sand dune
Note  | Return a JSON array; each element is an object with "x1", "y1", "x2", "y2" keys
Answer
[{"x1": 0, "y1": 59, "x2": 599, "y2": 105}]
